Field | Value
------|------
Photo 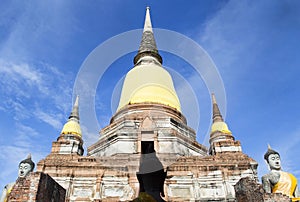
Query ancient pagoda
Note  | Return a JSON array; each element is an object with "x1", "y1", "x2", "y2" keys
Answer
[{"x1": 8, "y1": 7, "x2": 258, "y2": 202}]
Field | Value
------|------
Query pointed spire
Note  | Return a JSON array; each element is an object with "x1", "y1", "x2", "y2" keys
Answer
[
  {"x1": 144, "y1": 6, "x2": 153, "y2": 32},
  {"x1": 58, "y1": 96, "x2": 84, "y2": 155},
  {"x1": 133, "y1": 7, "x2": 163, "y2": 65},
  {"x1": 69, "y1": 95, "x2": 79, "y2": 122},
  {"x1": 61, "y1": 95, "x2": 82, "y2": 137},
  {"x1": 212, "y1": 93, "x2": 224, "y2": 123}
]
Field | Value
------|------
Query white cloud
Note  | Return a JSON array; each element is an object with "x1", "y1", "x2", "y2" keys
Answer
[
  {"x1": 277, "y1": 128, "x2": 300, "y2": 177},
  {"x1": 0, "y1": 59, "x2": 73, "y2": 123},
  {"x1": 0, "y1": 60, "x2": 53, "y2": 99},
  {"x1": 16, "y1": 123, "x2": 39, "y2": 137},
  {"x1": 0, "y1": 60, "x2": 42, "y2": 99},
  {"x1": 191, "y1": 0, "x2": 300, "y2": 182},
  {"x1": 81, "y1": 125, "x2": 99, "y2": 152},
  {"x1": 34, "y1": 110, "x2": 63, "y2": 130},
  {"x1": 0, "y1": 123, "x2": 48, "y2": 190},
  {"x1": 199, "y1": 1, "x2": 255, "y2": 73},
  {"x1": 0, "y1": 145, "x2": 47, "y2": 191},
  {"x1": 0, "y1": 61, "x2": 42, "y2": 85},
  {"x1": 0, "y1": 59, "x2": 73, "y2": 190},
  {"x1": 0, "y1": 2, "x2": 78, "y2": 62},
  {"x1": 0, "y1": 146, "x2": 31, "y2": 179},
  {"x1": 9, "y1": 124, "x2": 40, "y2": 150},
  {"x1": 255, "y1": 127, "x2": 300, "y2": 181},
  {"x1": 2, "y1": 99, "x2": 30, "y2": 120}
]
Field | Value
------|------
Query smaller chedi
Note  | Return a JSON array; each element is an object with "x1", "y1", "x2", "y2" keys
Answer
[
  {"x1": 262, "y1": 145, "x2": 300, "y2": 201},
  {"x1": 0, "y1": 154, "x2": 35, "y2": 202}
]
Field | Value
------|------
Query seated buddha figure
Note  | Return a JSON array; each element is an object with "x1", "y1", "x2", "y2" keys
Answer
[
  {"x1": 262, "y1": 146, "x2": 300, "y2": 201},
  {"x1": 0, "y1": 154, "x2": 35, "y2": 202}
]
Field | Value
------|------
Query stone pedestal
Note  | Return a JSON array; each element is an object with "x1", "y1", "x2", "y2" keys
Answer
[
  {"x1": 234, "y1": 177, "x2": 291, "y2": 202},
  {"x1": 234, "y1": 177, "x2": 265, "y2": 201}
]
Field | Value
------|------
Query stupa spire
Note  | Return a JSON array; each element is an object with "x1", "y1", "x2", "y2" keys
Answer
[
  {"x1": 61, "y1": 95, "x2": 82, "y2": 137},
  {"x1": 144, "y1": 6, "x2": 153, "y2": 32},
  {"x1": 212, "y1": 93, "x2": 224, "y2": 123},
  {"x1": 133, "y1": 7, "x2": 163, "y2": 65},
  {"x1": 210, "y1": 93, "x2": 231, "y2": 136},
  {"x1": 55, "y1": 95, "x2": 84, "y2": 155},
  {"x1": 69, "y1": 95, "x2": 79, "y2": 122},
  {"x1": 116, "y1": 7, "x2": 181, "y2": 112},
  {"x1": 209, "y1": 93, "x2": 240, "y2": 155}
]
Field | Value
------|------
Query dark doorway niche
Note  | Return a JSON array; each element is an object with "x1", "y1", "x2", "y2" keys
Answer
[
  {"x1": 141, "y1": 141, "x2": 154, "y2": 154},
  {"x1": 136, "y1": 141, "x2": 166, "y2": 202}
]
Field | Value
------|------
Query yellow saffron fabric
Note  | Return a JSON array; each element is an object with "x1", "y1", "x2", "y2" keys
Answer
[
  {"x1": 273, "y1": 171, "x2": 299, "y2": 201},
  {"x1": 4, "y1": 185, "x2": 13, "y2": 202}
]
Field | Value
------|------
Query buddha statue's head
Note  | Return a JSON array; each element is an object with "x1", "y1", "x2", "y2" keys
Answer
[
  {"x1": 264, "y1": 146, "x2": 281, "y2": 171},
  {"x1": 18, "y1": 154, "x2": 35, "y2": 178}
]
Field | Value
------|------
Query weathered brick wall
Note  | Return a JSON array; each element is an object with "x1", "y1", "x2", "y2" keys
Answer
[
  {"x1": 8, "y1": 173, "x2": 37, "y2": 201},
  {"x1": 8, "y1": 172, "x2": 65, "y2": 202}
]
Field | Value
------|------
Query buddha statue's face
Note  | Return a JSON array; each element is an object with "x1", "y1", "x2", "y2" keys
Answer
[
  {"x1": 18, "y1": 163, "x2": 32, "y2": 178},
  {"x1": 268, "y1": 154, "x2": 281, "y2": 170}
]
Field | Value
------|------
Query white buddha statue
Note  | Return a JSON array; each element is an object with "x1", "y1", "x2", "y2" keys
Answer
[
  {"x1": 262, "y1": 146, "x2": 300, "y2": 201},
  {"x1": 0, "y1": 154, "x2": 35, "y2": 202}
]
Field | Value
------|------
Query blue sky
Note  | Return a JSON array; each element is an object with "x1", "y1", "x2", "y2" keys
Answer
[{"x1": 1, "y1": 0, "x2": 300, "y2": 190}]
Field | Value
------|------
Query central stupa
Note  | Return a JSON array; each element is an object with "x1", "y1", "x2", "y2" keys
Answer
[
  {"x1": 88, "y1": 7, "x2": 206, "y2": 158},
  {"x1": 117, "y1": 7, "x2": 181, "y2": 112},
  {"x1": 25, "y1": 7, "x2": 258, "y2": 201}
]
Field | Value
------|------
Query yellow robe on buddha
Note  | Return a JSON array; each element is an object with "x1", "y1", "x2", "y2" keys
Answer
[
  {"x1": 4, "y1": 187, "x2": 12, "y2": 202},
  {"x1": 273, "y1": 171, "x2": 300, "y2": 201},
  {"x1": 2, "y1": 184, "x2": 13, "y2": 202}
]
